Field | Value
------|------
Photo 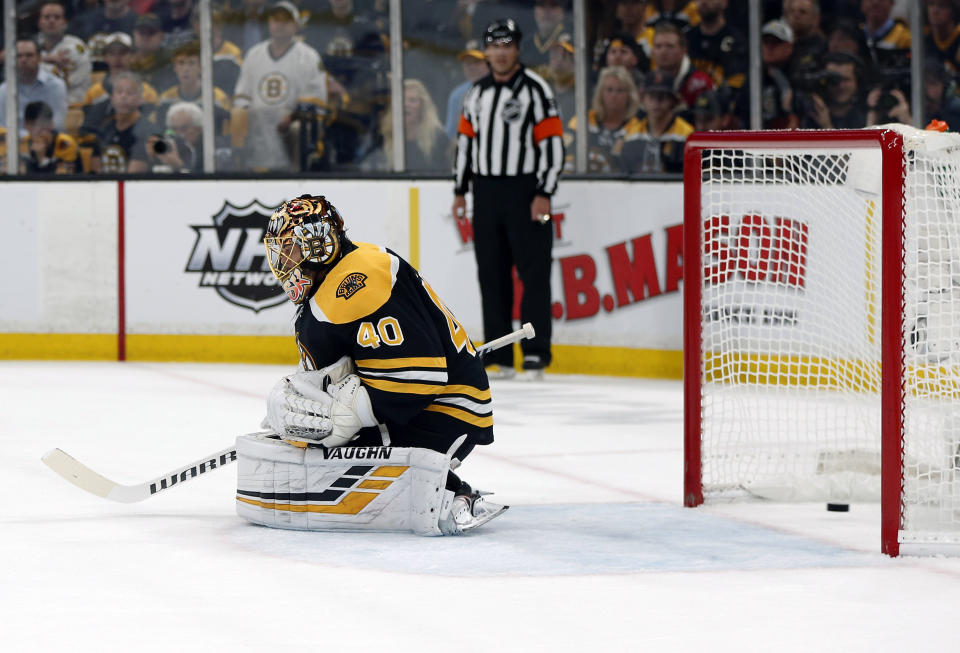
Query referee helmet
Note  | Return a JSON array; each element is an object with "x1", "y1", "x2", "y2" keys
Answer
[{"x1": 483, "y1": 19, "x2": 522, "y2": 47}]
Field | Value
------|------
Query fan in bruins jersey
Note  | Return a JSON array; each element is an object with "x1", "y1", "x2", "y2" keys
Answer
[{"x1": 261, "y1": 194, "x2": 504, "y2": 531}]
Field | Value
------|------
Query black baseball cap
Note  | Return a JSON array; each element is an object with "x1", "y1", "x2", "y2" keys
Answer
[
  {"x1": 602, "y1": 32, "x2": 645, "y2": 65},
  {"x1": 135, "y1": 13, "x2": 162, "y2": 32},
  {"x1": 693, "y1": 90, "x2": 722, "y2": 116},
  {"x1": 643, "y1": 70, "x2": 676, "y2": 95}
]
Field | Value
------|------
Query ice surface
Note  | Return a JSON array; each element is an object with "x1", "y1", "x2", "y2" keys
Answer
[{"x1": 3, "y1": 362, "x2": 960, "y2": 652}]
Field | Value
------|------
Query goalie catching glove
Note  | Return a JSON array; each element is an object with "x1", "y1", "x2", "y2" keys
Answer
[{"x1": 265, "y1": 356, "x2": 378, "y2": 447}]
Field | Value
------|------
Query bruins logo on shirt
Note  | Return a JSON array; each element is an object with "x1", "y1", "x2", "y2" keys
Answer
[
  {"x1": 258, "y1": 73, "x2": 290, "y2": 105},
  {"x1": 336, "y1": 272, "x2": 368, "y2": 300},
  {"x1": 101, "y1": 144, "x2": 129, "y2": 173}
]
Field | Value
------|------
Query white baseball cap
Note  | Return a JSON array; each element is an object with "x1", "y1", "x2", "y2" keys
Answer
[
  {"x1": 268, "y1": 1, "x2": 302, "y2": 24},
  {"x1": 761, "y1": 19, "x2": 794, "y2": 44}
]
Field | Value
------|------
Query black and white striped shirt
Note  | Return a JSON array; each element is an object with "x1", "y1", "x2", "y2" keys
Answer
[{"x1": 454, "y1": 65, "x2": 564, "y2": 196}]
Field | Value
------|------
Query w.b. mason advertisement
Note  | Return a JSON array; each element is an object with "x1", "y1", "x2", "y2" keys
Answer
[{"x1": 416, "y1": 180, "x2": 686, "y2": 350}]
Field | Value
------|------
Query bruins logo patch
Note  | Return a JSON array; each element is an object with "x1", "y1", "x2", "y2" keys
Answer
[{"x1": 336, "y1": 272, "x2": 368, "y2": 299}]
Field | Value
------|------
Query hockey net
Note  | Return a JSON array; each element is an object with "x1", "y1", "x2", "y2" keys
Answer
[{"x1": 683, "y1": 126, "x2": 960, "y2": 555}]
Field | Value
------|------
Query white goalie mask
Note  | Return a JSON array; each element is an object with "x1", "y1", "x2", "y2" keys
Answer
[{"x1": 264, "y1": 195, "x2": 346, "y2": 304}]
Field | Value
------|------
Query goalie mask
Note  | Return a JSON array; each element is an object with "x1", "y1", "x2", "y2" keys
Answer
[{"x1": 264, "y1": 194, "x2": 346, "y2": 304}]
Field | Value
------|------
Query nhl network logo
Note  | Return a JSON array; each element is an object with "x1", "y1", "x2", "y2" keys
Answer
[{"x1": 185, "y1": 200, "x2": 286, "y2": 312}]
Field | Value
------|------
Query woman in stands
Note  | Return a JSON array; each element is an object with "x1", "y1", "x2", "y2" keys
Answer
[
  {"x1": 564, "y1": 65, "x2": 643, "y2": 174},
  {"x1": 380, "y1": 78, "x2": 451, "y2": 172}
]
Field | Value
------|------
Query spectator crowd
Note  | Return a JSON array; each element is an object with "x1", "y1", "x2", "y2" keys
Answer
[{"x1": 0, "y1": 0, "x2": 956, "y2": 176}]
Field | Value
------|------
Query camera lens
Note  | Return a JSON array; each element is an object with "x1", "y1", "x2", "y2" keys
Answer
[{"x1": 877, "y1": 92, "x2": 898, "y2": 113}]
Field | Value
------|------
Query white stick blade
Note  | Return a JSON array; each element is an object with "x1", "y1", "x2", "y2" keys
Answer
[
  {"x1": 42, "y1": 449, "x2": 149, "y2": 503},
  {"x1": 521, "y1": 322, "x2": 535, "y2": 339},
  {"x1": 42, "y1": 448, "x2": 117, "y2": 499}
]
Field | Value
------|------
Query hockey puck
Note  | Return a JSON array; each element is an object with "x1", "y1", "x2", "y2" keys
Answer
[{"x1": 826, "y1": 503, "x2": 850, "y2": 512}]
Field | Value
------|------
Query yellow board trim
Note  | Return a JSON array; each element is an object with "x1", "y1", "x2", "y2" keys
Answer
[
  {"x1": 703, "y1": 351, "x2": 882, "y2": 392},
  {"x1": 371, "y1": 465, "x2": 408, "y2": 478},
  {"x1": 0, "y1": 333, "x2": 117, "y2": 360},
  {"x1": 409, "y1": 186, "x2": 420, "y2": 270},
  {"x1": 0, "y1": 333, "x2": 684, "y2": 378},
  {"x1": 355, "y1": 356, "x2": 446, "y2": 369},
  {"x1": 864, "y1": 199, "x2": 879, "y2": 347},
  {"x1": 424, "y1": 403, "x2": 494, "y2": 428},
  {"x1": 545, "y1": 344, "x2": 683, "y2": 378},
  {"x1": 704, "y1": 351, "x2": 960, "y2": 398},
  {"x1": 125, "y1": 335, "x2": 299, "y2": 363}
]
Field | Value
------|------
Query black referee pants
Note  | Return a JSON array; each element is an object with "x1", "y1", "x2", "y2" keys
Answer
[{"x1": 472, "y1": 174, "x2": 553, "y2": 368}]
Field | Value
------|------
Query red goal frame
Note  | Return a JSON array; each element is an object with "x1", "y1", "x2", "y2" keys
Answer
[{"x1": 681, "y1": 130, "x2": 906, "y2": 556}]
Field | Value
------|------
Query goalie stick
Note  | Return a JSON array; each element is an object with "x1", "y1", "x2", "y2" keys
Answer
[
  {"x1": 42, "y1": 324, "x2": 536, "y2": 503},
  {"x1": 41, "y1": 442, "x2": 249, "y2": 503},
  {"x1": 477, "y1": 322, "x2": 535, "y2": 358}
]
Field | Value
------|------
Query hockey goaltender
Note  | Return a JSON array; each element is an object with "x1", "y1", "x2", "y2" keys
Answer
[{"x1": 236, "y1": 194, "x2": 507, "y2": 535}]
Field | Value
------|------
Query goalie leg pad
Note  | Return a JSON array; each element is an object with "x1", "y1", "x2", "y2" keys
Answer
[{"x1": 235, "y1": 433, "x2": 456, "y2": 536}]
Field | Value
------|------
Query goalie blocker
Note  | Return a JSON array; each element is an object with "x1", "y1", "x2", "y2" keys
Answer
[{"x1": 235, "y1": 433, "x2": 505, "y2": 535}]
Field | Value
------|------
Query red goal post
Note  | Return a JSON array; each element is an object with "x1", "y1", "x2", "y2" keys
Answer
[{"x1": 682, "y1": 127, "x2": 960, "y2": 557}]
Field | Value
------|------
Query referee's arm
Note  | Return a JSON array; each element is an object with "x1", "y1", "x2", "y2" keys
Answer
[
  {"x1": 452, "y1": 86, "x2": 477, "y2": 220},
  {"x1": 529, "y1": 76, "x2": 564, "y2": 199},
  {"x1": 453, "y1": 88, "x2": 476, "y2": 198}
]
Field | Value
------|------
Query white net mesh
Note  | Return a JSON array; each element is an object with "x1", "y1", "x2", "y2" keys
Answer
[
  {"x1": 900, "y1": 126, "x2": 960, "y2": 544},
  {"x1": 696, "y1": 126, "x2": 960, "y2": 544}
]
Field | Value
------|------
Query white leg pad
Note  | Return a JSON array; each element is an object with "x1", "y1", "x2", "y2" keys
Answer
[{"x1": 235, "y1": 433, "x2": 455, "y2": 536}]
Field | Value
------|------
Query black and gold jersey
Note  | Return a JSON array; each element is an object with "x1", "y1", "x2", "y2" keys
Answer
[
  {"x1": 865, "y1": 19, "x2": 911, "y2": 52},
  {"x1": 686, "y1": 23, "x2": 747, "y2": 90},
  {"x1": 864, "y1": 19, "x2": 911, "y2": 70},
  {"x1": 563, "y1": 111, "x2": 644, "y2": 174},
  {"x1": 24, "y1": 131, "x2": 79, "y2": 174},
  {"x1": 0, "y1": 129, "x2": 78, "y2": 174},
  {"x1": 295, "y1": 242, "x2": 493, "y2": 447},
  {"x1": 81, "y1": 112, "x2": 154, "y2": 173},
  {"x1": 926, "y1": 25, "x2": 960, "y2": 74},
  {"x1": 619, "y1": 114, "x2": 694, "y2": 175}
]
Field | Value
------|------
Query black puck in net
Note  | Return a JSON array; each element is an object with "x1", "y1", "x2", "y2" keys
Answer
[{"x1": 826, "y1": 503, "x2": 850, "y2": 512}]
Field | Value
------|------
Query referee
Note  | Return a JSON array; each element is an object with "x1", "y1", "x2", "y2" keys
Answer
[{"x1": 452, "y1": 18, "x2": 564, "y2": 380}]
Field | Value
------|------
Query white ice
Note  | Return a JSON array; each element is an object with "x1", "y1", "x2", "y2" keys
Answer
[{"x1": 2, "y1": 362, "x2": 959, "y2": 652}]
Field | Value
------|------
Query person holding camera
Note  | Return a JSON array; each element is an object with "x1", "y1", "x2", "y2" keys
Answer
[
  {"x1": 866, "y1": 83, "x2": 912, "y2": 126},
  {"x1": 146, "y1": 101, "x2": 209, "y2": 173},
  {"x1": 800, "y1": 52, "x2": 868, "y2": 129}
]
